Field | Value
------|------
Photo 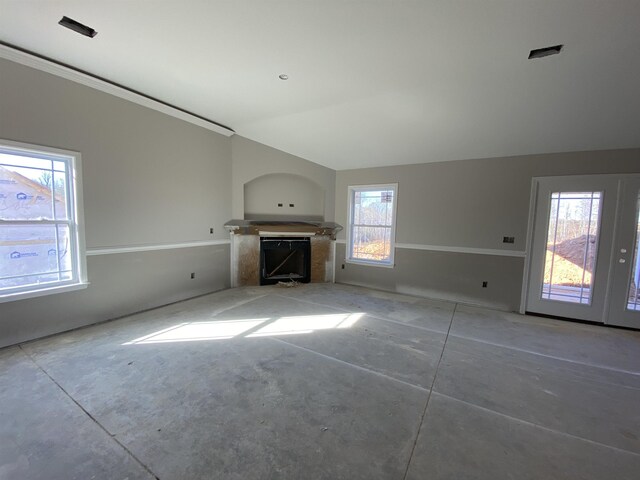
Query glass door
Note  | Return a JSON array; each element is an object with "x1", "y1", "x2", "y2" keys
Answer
[
  {"x1": 526, "y1": 175, "x2": 640, "y2": 328},
  {"x1": 526, "y1": 176, "x2": 619, "y2": 323},
  {"x1": 607, "y1": 178, "x2": 640, "y2": 328}
]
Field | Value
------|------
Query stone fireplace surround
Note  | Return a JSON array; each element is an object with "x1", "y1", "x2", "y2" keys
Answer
[{"x1": 224, "y1": 220, "x2": 343, "y2": 287}]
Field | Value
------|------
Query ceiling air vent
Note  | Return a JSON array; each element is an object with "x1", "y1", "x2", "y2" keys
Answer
[
  {"x1": 528, "y1": 44, "x2": 563, "y2": 59},
  {"x1": 58, "y1": 16, "x2": 98, "y2": 38}
]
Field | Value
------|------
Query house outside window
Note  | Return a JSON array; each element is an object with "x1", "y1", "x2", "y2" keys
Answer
[
  {"x1": 0, "y1": 140, "x2": 87, "y2": 302},
  {"x1": 346, "y1": 184, "x2": 398, "y2": 267}
]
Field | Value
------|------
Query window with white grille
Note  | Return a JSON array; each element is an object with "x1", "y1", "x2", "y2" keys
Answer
[
  {"x1": 346, "y1": 184, "x2": 398, "y2": 267},
  {"x1": 0, "y1": 140, "x2": 87, "y2": 302}
]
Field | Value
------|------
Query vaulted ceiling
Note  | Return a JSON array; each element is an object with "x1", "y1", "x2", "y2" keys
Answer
[{"x1": 1, "y1": 1, "x2": 639, "y2": 170}]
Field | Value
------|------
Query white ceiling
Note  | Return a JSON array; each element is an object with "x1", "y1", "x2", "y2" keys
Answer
[{"x1": 1, "y1": 1, "x2": 639, "y2": 170}]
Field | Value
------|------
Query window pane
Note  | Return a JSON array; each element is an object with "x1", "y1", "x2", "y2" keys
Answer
[
  {"x1": 354, "y1": 190, "x2": 394, "y2": 226},
  {"x1": 627, "y1": 194, "x2": 640, "y2": 311},
  {"x1": 0, "y1": 224, "x2": 73, "y2": 290},
  {"x1": 0, "y1": 152, "x2": 53, "y2": 171},
  {"x1": 542, "y1": 192, "x2": 601, "y2": 304},
  {"x1": 56, "y1": 224, "x2": 74, "y2": 274},
  {"x1": 352, "y1": 226, "x2": 392, "y2": 262},
  {"x1": 0, "y1": 163, "x2": 56, "y2": 220},
  {"x1": 52, "y1": 169, "x2": 69, "y2": 220},
  {"x1": 0, "y1": 272, "x2": 69, "y2": 290},
  {"x1": 353, "y1": 191, "x2": 361, "y2": 224},
  {"x1": 52, "y1": 160, "x2": 67, "y2": 172}
]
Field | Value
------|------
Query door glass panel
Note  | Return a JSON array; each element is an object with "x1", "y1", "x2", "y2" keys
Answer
[
  {"x1": 627, "y1": 194, "x2": 640, "y2": 311},
  {"x1": 542, "y1": 192, "x2": 602, "y2": 304}
]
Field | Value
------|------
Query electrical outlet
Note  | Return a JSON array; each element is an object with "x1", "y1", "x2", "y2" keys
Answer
[
  {"x1": 482, "y1": 281, "x2": 488, "y2": 288},
  {"x1": 278, "y1": 203, "x2": 283, "y2": 207},
  {"x1": 502, "y1": 236, "x2": 515, "y2": 244},
  {"x1": 190, "y1": 273, "x2": 195, "y2": 279},
  {"x1": 289, "y1": 203, "x2": 294, "y2": 207},
  {"x1": 341, "y1": 264, "x2": 345, "y2": 269},
  {"x1": 209, "y1": 227, "x2": 214, "y2": 234}
]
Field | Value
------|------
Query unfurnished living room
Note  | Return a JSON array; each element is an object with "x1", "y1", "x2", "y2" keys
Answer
[{"x1": 1, "y1": 1, "x2": 640, "y2": 479}]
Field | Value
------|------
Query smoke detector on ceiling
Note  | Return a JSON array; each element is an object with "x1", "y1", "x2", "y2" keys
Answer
[
  {"x1": 528, "y1": 44, "x2": 563, "y2": 59},
  {"x1": 58, "y1": 16, "x2": 98, "y2": 38}
]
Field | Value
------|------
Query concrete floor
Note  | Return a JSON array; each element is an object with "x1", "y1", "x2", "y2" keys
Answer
[{"x1": 1, "y1": 283, "x2": 640, "y2": 480}]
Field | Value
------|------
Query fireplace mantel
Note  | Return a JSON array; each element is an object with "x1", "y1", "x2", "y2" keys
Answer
[{"x1": 224, "y1": 219, "x2": 342, "y2": 239}]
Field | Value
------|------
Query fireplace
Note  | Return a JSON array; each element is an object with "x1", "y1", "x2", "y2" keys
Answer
[
  {"x1": 260, "y1": 237, "x2": 311, "y2": 285},
  {"x1": 224, "y1": 219, "x2": 342, "y2": 287}
]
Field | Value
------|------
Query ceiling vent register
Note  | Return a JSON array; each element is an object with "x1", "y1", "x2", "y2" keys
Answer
[
  {"x1": 528, "y1": 44, "x2": 563, "y2": 59},
  {"x1": 58, "y1": 16, "x2": 98, "y2": 38}
]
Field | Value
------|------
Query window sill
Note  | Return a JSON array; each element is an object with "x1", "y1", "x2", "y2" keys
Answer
[
  {"x1": 345, "y1": 258, "x2": 395, "y2": 269},
  {"x1": 0, "y1": 282, "x2": 89, "y2": 304}
]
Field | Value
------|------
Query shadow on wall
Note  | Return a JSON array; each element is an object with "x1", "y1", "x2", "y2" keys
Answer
[{"x1": 244, "y1": 173, "x2": 325, "y2": 221}]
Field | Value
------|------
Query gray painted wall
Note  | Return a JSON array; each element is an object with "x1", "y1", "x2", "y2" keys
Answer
[
  {"x1": 231, "y1": 136, "x2": 336, "y2": 221},
  {"x1": 335, "y1": 244, "x2": 523, "y2": 311},
  {"x1": 244, "y1": 173, "x2": 324, "y2": 220},
  {"x1": 0, "y1": 58, "x2": 232, "y2": 347},
  {"x1": 0, "y1": 246, "x2": 229, "y2": 348},
  {"x1": 335, "y1": 149, "x2": 640, "y2": 310}
]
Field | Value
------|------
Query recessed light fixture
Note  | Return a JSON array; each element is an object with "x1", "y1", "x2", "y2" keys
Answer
[
  {"x1": 58, "y1": 16, "x2": 98, "y2": 38},
  {"x1": 528, "y1": 44, "x2": 563, "y2": 59},
  {"x1": 278, "y1": 74, "x2": 289, "y2": 80}
]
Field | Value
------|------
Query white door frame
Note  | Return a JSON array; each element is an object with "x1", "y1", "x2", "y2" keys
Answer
[{"x1": 519, "y1": 179, "x2": 539, "y2": 315}]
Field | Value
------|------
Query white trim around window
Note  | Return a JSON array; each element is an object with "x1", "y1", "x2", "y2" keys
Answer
[
  {"x1": 0, "y1": 139, "x2": 88, "y2": 303},
  {"x1": 346, "y1": 183, "x2": 398, "y2": 268}
]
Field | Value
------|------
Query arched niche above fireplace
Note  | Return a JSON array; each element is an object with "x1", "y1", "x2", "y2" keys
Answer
[{"x1": 243, "y1": 173, "x2": 325, "y2": 221}]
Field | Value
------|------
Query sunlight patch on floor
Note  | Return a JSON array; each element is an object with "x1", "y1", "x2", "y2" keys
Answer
[
  {"x1": 122, "y1": 318, "x2": 269, "y2": 344},
  {"x1": 247, "y1": 313, "x2": 363, "y2": 337},
  {"x1": 123, "y1": 313, "x2": 364, "y2": 345}
]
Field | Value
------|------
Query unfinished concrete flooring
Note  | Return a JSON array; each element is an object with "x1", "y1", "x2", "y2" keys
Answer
[{"x1": 1, "y1": 283, "x2": 639, "y2": 479}]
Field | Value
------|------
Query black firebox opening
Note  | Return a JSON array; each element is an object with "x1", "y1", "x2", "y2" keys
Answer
[{"x1": 260, "y1": 237, "x2": 311, "y2": 285}]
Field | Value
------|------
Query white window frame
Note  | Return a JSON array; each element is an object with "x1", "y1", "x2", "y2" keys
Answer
[
  {"x1": 0, "y1": 139, "x2": 88, "y2": 303},
  {"x1": 346, "y1": 183, "x2": 398, "y2": 268}
]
